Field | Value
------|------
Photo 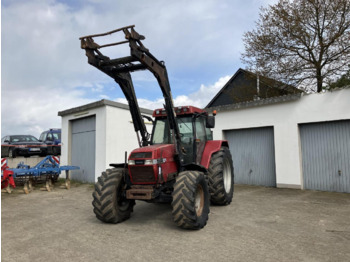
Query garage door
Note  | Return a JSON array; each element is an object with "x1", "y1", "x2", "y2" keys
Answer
[
  {"x1": 300, "y1": 120, "x2": 350, "y2": 193},
  {"x1": 71, "y1": 116, "x2": 96, "y2": 182},
  {"x1": 224, "y1": 127, "x2": 276, "y2": 187}
]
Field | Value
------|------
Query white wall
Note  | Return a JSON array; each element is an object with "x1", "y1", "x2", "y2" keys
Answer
[
  {"x1": 60, "y1": 107, "x2": 106, "y2": 178},
  {"x1": 104, "y1": 105, "x2": 152, "y2": 172},
  {"x1": 213, "y1": 88, "x2": 350, "y2": 188},
  {"x1": 60, "y1": 104, "x2": 153, "y2": 181}
]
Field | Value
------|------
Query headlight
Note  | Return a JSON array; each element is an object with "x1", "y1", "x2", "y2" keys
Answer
[
  {"x1": 128, "y1": 160, "x2": 135, "y2": 165},
  {"x1": 144, "y1": 159, "x2": 157, "y2": 165}
]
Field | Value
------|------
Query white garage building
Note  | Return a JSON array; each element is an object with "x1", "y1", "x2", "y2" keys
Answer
[
  {"x1": 58, "y1": 99, "x2": 152, "y2": 182},
  {"x1": 58, "y1": 87, "x2": 349, "y2": 193},
  {"x1": 207, "y1": 88, "x2": 350, "y2": 193}
]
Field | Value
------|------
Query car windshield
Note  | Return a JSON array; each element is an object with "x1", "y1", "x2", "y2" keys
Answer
[
  {"x1": 53, "y1": 133, "x2": 61, "y2": 140},
  {"x1": 10, "y1": 135, "x2": 39, "y2": 143}
]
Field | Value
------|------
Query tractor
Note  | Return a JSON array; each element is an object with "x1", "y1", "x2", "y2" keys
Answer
[{"x1": 80, "y1": 25, "x2": 234, "y2": 229}]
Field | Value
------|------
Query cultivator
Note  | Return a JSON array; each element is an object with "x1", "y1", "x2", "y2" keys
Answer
[{"x1": 1, "y1": 156, "x2": 79, "y2": 194}]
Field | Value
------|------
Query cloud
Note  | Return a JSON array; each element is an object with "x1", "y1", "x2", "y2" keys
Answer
[
  {"x1": 1, "y1": 86, "x2": 94, "y2": 137},
  {"x1": 115, "y1": 75, "x2": 231, "y2": 110},
  {"x1": 1, "y1": 0, "x2": 277, "y2": 138}
]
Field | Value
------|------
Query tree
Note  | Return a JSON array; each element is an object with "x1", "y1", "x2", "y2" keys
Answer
[
  {"x1": 327, "y1": 67, "x2": 350, "y2": 89},
  {"x1": 241, "y1": 0, "x2": 350, "y2": 92}
]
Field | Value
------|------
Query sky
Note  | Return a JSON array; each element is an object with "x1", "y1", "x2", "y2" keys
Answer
[{"x1": 1, "y1": 0, "x2": 277, "y2": 138}]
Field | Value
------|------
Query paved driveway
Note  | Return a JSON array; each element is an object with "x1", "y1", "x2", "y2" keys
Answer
[{"x1": 2, "y1": 184, "x2": 350, "y2": 262}]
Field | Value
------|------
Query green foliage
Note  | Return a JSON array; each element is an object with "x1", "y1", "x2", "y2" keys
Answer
[{"x1": 327, "y1": 69, "x2": 350, "y2": 89}]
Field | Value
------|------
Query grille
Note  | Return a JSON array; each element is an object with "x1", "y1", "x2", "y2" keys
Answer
[{"x1": 129, "y1": 166, "x2": 156, "y2": 183}]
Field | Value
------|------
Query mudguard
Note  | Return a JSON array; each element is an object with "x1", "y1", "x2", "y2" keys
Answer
[{"x1": 200, "y1": 140, "x2": 229, "y2": 169}]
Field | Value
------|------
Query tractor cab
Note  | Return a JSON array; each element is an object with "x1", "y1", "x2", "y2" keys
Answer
[{"x1": 151, "y1": 106, "x2": 214, "y2": 165}]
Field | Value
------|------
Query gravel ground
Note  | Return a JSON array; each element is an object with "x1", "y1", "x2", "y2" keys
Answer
[{"x1": 2, "y1": 183, "x2": 350, "y2": 262}]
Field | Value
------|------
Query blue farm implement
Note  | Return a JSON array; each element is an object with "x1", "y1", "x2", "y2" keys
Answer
[{"x1": 1, "y1": 156, "x2": 79, "y2": 194}]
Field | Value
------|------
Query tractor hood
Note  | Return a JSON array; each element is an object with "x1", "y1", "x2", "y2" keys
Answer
[
  {"x1": 128, "y1": 144, "x2": 178, "y2": 184},
  {"x1": 129, "y1": 144, "x2": 176, "y2": 161}
]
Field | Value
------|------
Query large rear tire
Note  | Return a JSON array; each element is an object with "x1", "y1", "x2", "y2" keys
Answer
[
  {"x1": 92, "y1": 168, "x2": 135, "y2": 223},
  {"x1": 172, "y1": 170, "x2": 210, "y2": 230},
  {"x1": 208, "y1": 147, "x2": 234, "y2": 205}
]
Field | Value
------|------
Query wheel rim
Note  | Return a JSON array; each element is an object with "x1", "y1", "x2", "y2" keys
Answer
[
  {"x1": 223, "y1": 158, "x2": 232, "y2": 193},
  {"x1": 195, "y1": 184, "x2": 204, "y2": 216}
]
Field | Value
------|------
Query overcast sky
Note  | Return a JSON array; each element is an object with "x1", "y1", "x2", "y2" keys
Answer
[{"x1": 1, "y1": 0, "x2": 277, "y2": 138}]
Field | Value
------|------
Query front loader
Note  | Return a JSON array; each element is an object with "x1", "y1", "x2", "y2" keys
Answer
[{"x1": 80, "y1": 25, "x2": 234, "y2": 229}]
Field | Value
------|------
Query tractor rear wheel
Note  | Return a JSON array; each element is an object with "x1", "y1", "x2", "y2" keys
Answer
[
  {"x1": 92, "y1": 168, "x2": 135, "y2": 223},
  {"x1": 208, "y1": 147, "x2": 234, "y2": 205},
  {"x1": 172, "y1": 170, "x2": 210, "y2": 230}
]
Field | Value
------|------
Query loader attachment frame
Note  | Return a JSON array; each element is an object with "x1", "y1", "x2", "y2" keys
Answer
[{"x1": 80, "y1": 25, "x2": 185, "y2": 167}]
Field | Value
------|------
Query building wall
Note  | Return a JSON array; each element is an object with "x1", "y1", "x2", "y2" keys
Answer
[
  {"x1": 60, "y1": 104, "x2": 152, "y2": 182},
  {"x1": 60, "y1": 106, "x2": 106, "y2": 179},
  {"x1": 104, "y1": 105, "x2": 152, "y2": 171},
  {"x1": 212, "y1": 88, "x2": 350, "y2": 188}
]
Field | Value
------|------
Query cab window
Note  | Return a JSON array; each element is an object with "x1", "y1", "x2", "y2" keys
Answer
[
  {"x1": 39, "y1": 132, "x2": 47, "y2": 141},
  {"x1": 47, "y1": 133, "x2": 53, "y2": 141},
  {"x1": 195, "y1": 117, "x2": 206, "y2": 141},
  {"x1": 152, "y1": 119, "x2": 170, "y2": 144},
  {"x1": 205, "y1": 127, "x2": 213, "y2": 140}
]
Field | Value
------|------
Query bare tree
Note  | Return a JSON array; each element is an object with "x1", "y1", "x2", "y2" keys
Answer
[{"x1": 241, "y1": 0, "x2": 350, "y2": 92}]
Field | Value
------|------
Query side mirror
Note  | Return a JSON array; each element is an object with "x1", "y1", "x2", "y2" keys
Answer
[
  {"x1": 206, "y1": 116, "x2": 215, "y2": 128},
  {"x1": 142, "y1": 115, "x2": 154, "y2": 124}
]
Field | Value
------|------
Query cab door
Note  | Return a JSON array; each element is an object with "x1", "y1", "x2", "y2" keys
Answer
[
  {"x1": 194, "y1": 117, "x2": 206, "y2": 164},
  {"x1": 177, "y1": 117, "x2": 194, "y2": 165}
]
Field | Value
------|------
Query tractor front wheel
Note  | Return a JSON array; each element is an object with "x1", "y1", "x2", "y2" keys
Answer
[
  {"x1": 92, "y1": 168, "x2": 135, "y2": 223},
  {"x1": 172, "y1": 170, "x2": 210, "y2": 230}
]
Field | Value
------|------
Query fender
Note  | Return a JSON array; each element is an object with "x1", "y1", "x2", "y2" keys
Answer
[
  {"x1": 110, "y1": 163, "x2": 128, "y2": 169},
  {"x1": 200, "y1": 140, "x2": 229, "y2": 169},
  {"x1": 182, "y1": 163, "x2": 208, "y2": 174}
]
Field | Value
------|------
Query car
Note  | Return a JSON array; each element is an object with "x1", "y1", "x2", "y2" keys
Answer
[
  {"x1": 1, "y1": 135, "x2": 48, "y2": 158},
  {"x1": 39, "y1": 129, "x2": 61, "y2": 155}
]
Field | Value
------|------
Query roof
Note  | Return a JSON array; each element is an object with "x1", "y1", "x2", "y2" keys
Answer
[
  {"x1": 58, "y1": 99, "x2": 153, "y2": 117},
  {"x1": 206, "y1": 68, "x2": 303, "y2": 108},
  {"x1": 205, "y1": 93, "x2": 302, "y2": 112}
]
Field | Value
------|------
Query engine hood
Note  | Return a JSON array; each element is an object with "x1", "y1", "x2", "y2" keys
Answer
[{"x1": 129, "y1": 144, "x2": 176, "y2": 160}]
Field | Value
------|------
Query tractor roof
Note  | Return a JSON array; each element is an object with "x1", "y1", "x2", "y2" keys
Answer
[{"x1": 153, "y1": 106, "x2": 206, "y2": 117}]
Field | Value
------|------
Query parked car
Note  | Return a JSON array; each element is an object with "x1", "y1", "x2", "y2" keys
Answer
[
  {"x1": 39, "y1": 128, "x2": 61, "y2": 155},
  {"x1": 1, "y1": 135, "x2": 48, "y2": 158}
]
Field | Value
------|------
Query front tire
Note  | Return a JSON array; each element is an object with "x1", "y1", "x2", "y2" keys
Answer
[
  {"x1": 52, "y1": 146, "x2": 59, "y2": 156},
  {"x1": 9, "y1": 148, "x2": 16, "y2": 158},
  {"x1": 172, "y1": 170, "x2": 210, "y2": 230},
  {"x1": 208, "y1": 147, "x2": 234, "y2": 205},
  {"x1": 92, "y1": 168, "x2": 135, "y2": 223}
]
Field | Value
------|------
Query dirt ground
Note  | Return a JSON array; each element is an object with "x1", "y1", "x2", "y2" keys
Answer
[{"x1": 1, "y1": 183, "x2": 350, "y2": 262}]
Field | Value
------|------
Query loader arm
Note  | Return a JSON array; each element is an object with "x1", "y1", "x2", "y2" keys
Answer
[{"x1": 80, "y1": 25, "x2": 185, "y2": 165}]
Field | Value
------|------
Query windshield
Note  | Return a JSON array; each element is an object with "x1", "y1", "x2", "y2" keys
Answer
[
  {"x1": 151, "y1": 117, "x2": 193, "y2": 145},
  {"x1": 152, "y1": 119, "x2": 170, "y2": 144},
  {"x1": 10, "y1": 135, "x2": 39, "y2": 143},
  {"x1": 53, "y1": 132, "x2": 61, "y2": 140}
]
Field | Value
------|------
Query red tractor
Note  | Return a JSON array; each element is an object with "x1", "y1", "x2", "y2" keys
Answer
[{"x1": 80, "y1": 25, "x2": 234, "y2": 229}]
